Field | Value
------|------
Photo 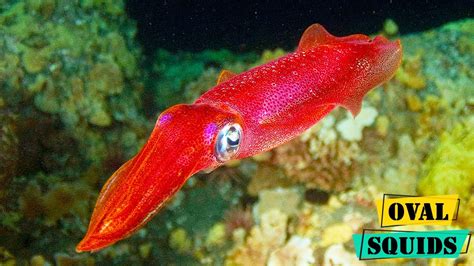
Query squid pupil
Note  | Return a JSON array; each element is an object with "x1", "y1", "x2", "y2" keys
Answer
[
  {"x1": 227, "y1": 129, "x2": 240, "y2": 146},
  {"x1": 227, "y1": 137, "x2": 239, "y2": 146}
]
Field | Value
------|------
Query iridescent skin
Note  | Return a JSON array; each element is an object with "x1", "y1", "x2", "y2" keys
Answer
[{"x1": 76, "y1": 24, "x2": 402, "y2": 252}]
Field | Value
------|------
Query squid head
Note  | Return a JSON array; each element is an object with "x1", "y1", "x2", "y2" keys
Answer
[{"x1": 76, "y1": 104, "x2": 243, "y2": 252}]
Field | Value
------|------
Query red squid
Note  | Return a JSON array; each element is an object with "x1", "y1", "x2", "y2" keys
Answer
[{"x1": 76, "y1": 24, "x2": 402, "y2": 252}]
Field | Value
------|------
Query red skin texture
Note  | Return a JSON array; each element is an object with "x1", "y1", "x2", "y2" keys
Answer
[{"x1": 76, "y1": 24, "x2": 402, "y2": 252}]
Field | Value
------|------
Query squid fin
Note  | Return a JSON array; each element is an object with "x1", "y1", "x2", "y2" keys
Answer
[
  {"x1": 217, "y1": 70, "x2": 237, "y2": 84},
  {"x1": 298, "y1": 24, "x2": 371, "y2": 51},
  {"x1": 341, "y1": 94, "x2": 364, "y2": 117}
]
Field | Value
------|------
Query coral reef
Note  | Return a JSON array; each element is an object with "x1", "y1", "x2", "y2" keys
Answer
[
  {"x1": 324, "y1": 244, "x2": 365, "y2": 266},
  {"x1": 267, "y1": 236, "x2": 315, "y2": 266},
  {"x1": 270, "y1": 109, "x2": 366, "y2": 192},
  {"x1": 223, "y1": 207, "x2": 254, "y2": 237},
  {"x1": 0, "y1": 0, "x2": 148, "y2": 174},
  {"x1": 18, "y1": 176, "x2": 94, "y2": 225},
  {"x1": 336, "y1": 106, "x2": 378, "y2": 142},
  {"x1": 225, "y1": 209, "x2": 301, "y2": 265},
  {"x1": 0, "y1": 1, "x2": 149, "y2": 264},
  {"x1": 253, "y1": 187, "x2": 302, "y2": 220},
  {"x1": 395, "y1": 53, "x2": 427, "y2": 90}
]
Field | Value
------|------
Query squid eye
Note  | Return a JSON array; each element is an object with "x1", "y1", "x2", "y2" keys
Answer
[{"x1": 215, "y1": 123, "x2": 242, "y2": 162}]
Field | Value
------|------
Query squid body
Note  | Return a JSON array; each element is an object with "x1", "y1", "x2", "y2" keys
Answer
[{"x1": 77, "y1": 24, "x2": 402, "y2": 252}]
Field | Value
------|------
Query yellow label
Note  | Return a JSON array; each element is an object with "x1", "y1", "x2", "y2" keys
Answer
[{"x1": 376, "y1": 195, "x2": 459, "y2": 227}]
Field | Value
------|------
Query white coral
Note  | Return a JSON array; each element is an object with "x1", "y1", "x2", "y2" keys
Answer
[
  {"x1": 225, "y1": 210, "x2": 289, "y2": 265},
  {"x1": 301, "y1": 115, "x2": 337, "y2": 144},
  {"x1": 336, "y1": 105, "x2": 378, "y2": 141},
  {"x1": 268, "y1": 236, "x2": 315, "y2": 266},
  {"x1": 324, "y1": 244, "x2": 366, "y2": 266},
  {"x1": 254, "y1": 188, "x2": 302, "y2": 222}
]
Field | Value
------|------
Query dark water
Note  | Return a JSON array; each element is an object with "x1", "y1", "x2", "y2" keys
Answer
[{"x1": 126, "y1": 0, "x2": 473, "y2": 53}]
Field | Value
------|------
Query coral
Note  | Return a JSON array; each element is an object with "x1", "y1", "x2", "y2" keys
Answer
[
  {"x1": 395, "y1": 135, "x2": 421, "y2": 184},
  {"x1": 397, "y1": 18, "x2": 473, "y2": 148},
  {"x1": 464, "y1": 243, "x2": 474, "y2": 266},
  {"x1": 364, "y1": 133, "x2": 421, "y2": 196},
  {"x1": 253, "y1": 188, "x2": 302, "y2": 221},
  {"x1": 41, "y1": 182, "x2": 93, "y2": 225},
  {"x1": 22, "y1": 48, "x2": 49, "y2": 74},
  {"x1": 293, "y1": 204, "x2": 323, "y2": 238},
  {"x1": 405, "y1": 20, "x2": 473, "y2": 93},
  {"x1": 252, "y1": 151, "x2": 272, "y2": 162},
  {"x1": 169, "y1": 228, "x2": 192, "y2": 253},
  {"x1": 0, "y1": 1, "x2": 149, "y2": 263},
  {"x1": 224, "y1": 207, "x2": 254, "y2": 237},
  {"x1": 0, "y1": 0, "x2": 148, "y2": 174},
  {"x1": 320, "y1": 223, "x2": 353, "y2": 247},
  {"x1": 267, "y1": 236, "x2": 315, "y2": 266},
  {"x1": 336, "y1": 105, "x2": 378, "y2": 142},
  {"x1": 395, "y1": 53, "x2": 427, "y2": 90},
  {"x1": 271, "y1": 112, "x2": 362, "y2": 192},
  {"x1": 162, "y1": 180, "x2": 240, "y2": 237},
  {"x1": 324, "y1": 244, "x2": 365, "y2": 266},
  {"x1": 18, "y1": 176, "x2": 95, "y2": 226},
  {"x1": 415, "y1": 94, "x2": 468, "y2": 144},
  {"x1": 418, "y1": 123, "x2": 474, "y2": 199},
  {"x1": 247, "y1": 163, "x2": 291, "y2": 196},
  {"x1": 225, "y1": 209, "x2": 289, "y2": 266},
  {"x1": 375, "y1": 115, "x2": 389, "y2": 137},
  {"x1": 455, "y1": 196, "x2": 474, "y2": 229},
  {"x1": 405, "y1": 92, "x2": 423, "y2": 112},
  {"x1": 205, "y1": 223, "x2": 227, "y2": 247}
]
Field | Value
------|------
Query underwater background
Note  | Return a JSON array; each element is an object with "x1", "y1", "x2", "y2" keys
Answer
[{"x1": 0, "y1": 0, "x2": 472, "y2": 265}]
